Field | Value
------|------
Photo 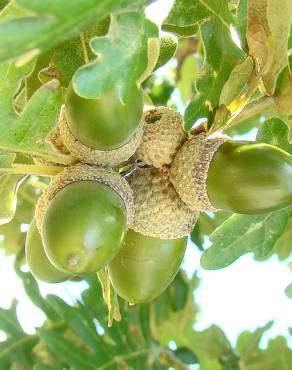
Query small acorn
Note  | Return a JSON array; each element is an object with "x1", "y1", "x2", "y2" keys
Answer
[
  {"x1": 128, "y1": 166, "x2": 198, "y2": 239},
  {"x1": 26, "y1": 219, "x2": 71, "y2": 283},
  {"x1": 154, "y1": 34, "x2": 178, "y2": 71},
  {"x1": 136, "y1": 106, "x2": 187, "y2": 168},
  {"x1": 35, "y1": 164, "x2": 134, "y2": 275},
  {"x1": 170, "y1": 133, "x2": 229, "y2": 212}
]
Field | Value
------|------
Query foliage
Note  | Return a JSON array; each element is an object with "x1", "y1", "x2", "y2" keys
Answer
[
  {"x1": 0, "y1": 0, "x2": 292, "y2": 368},
  {"x1": 1, "y1": 264, "x2": 292, "y2": 370}
]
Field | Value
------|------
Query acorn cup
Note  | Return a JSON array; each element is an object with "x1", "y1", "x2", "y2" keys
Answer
[
  {"x1": 35, "y1": 164, "x2": 134, "y2": 276},
  {"x1": 136, "y1": 106, "x2": 186, "y2": 168},
  {"x1": 128, "y1": 166, "x2": 199, "y2": 240}
]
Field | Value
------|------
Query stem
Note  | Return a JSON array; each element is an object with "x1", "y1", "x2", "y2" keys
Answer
[
  {"x1": 80, "y1": 32, "x2": 89, "y2": 64},
  {"x1": 0, "y1": 164, "x2": 63, "y2": 177},
  {"x1": 0, "y1": 144, "x2": 73, "y2": 165},
  {"x1": 228, "y1": 96, "x2": 279, "y2": 127},
  {"x1": 0, "y1": 321, "x2": 66, "y2": 360},
  {"x1": 99, "y1": 346, "x2": 189, "y2": 370}
]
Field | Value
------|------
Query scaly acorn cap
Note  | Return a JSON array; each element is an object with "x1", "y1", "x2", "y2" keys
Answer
[
  {"x1": 35, "y1": 163, "x2": 134, "y2": 232},
  {"x1": 128, "y1": 166, "x2": 198, "y2": 239},
  {"x1": 136, "y1": 106, "x2": 187, "y2": 168},
  {"x1": 58, "y1": 105, "x2": 144, "y2": 167},
  {"x1": 170, "y1": 133, "x2": 229, "y2": 212}
]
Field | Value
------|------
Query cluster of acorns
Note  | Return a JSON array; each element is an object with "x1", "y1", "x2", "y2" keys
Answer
[{"x1": 25, "y1": 79, "x2": 229, "y2": 304}]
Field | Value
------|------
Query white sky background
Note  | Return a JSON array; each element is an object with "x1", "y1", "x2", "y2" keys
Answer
[{"x1": 0, "y1": 0, "x2": 292, "y2": 350}]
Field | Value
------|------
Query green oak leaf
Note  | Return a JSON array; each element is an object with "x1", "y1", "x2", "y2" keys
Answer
[
  {"x1": 0, "y1": 78, "x2": 67, "y2": 164},
  {"x1": 247, "y1": 0, "x2": 292, "y2": 94},
  {"x1": 272, "y1": 219, "x2": 292, "y2": 260},
  {"x1": 219, "y1": 56, "x2": 254, "y2": 107},
  {"x1": 184, "y1": 18, "x2": 245, "y2": 130},
  {"x1": 0, "y1": 61, "x2": 34, "y2": 131},
  {"x1": 73, "y1": 12, "x2": 159, "y2": 101},
  {"x1": 201, "y1": 210, "x2": 289, "y2": 270},
  {"x1": 177, "y1": 55, "x2": 198, "y2": 105},
  {"x1": 0, "y1": 299, "x2": 39, "y2": 368},
  {"x1": 273, "y1": 61, "x2": 292, "y2": 130},
  {"x1": 285, "y1": 284, "x2": 292, "y2": 299},
  {"x1": 162, "y1": 0, "x2": 232, "y2": 37},
  {"x1": 0, "y1": 0, "x2": 150, "y2": 64},
  {"x1": 235, "y1": 0, "x2": 248, "y2": 52},
  {"x1": 0, "y1": 174, "x2": 24, "y2": 225},
  {"x1": 237, "y1": 324, "x2": 292, "y2": 370},
  {"x1": 50, "y1": 20, "x2": 111, "y2": 87},
  {"x1": 236, "y1": 322, "x2": 274, "y2": 369},
  {"x1": 256, "y1": 118, "x2": 292, "y2": 154},
  {"x1": 0, "y1": 179, "x2": 37, "y2": 255}
]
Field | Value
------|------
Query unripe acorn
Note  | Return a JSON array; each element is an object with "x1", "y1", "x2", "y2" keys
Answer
[
  {"x1": 170, "y1": 133, "x2": 292, "y2": 214},
  {"x1": 59, "y1": 106, "x2": 143, "y2": 167},
  {"x1": 60, "y1": 82, "x2": 144, "y2": 166},
  {"x1": 136, "y1": 106, "x2": 187, "y2": 168},
  {"x1": 109, "y1": 229, "x2": 187, "y2": 304},
  {"x1": 154, "y1": 34, "x2": 178, "y2": 71},
  {"x1": 128, "y1": 166, "x2": 198, "y2": 239},
  {"x1": 35, "y1": 164, "x2": 134, "y2": 275},
  {"x1": 25, "y1": 219, "x2": 71, "y2": 283}
]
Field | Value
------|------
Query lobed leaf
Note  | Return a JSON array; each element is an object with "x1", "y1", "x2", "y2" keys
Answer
[
  {"x1": 235, "y1": 0, "x2": 248, "y2": 52},
  {"x1": 162, "y1": 0, "x2": 232, "y2": 37},
  {"x1": 0, "y1": 0, "x2": 150, "y2": 64},
  {"x1": 237, "y1": 323, "x2": 292, "y2": 370},
  {"x1": 219, "y1": 56, "x2": 254, "y2": 107},
  {"x1": 201, "y1": 210, "x2": 289, "y2": 270},
  {"x1": 285, "y1": 283, "x2": 292, "y2": 299},
  {"x1": 184, "y1": 17, "x2": 245, "y2": 130},
  {"x1": 73, "y1": 12, "x2": 158, "y2": 101},
  {"x1": 0, "y1": 79, "x2": 68, "y2": 164},
  {"x1": 247, "y1": 0, "x2": 292, "y2": 94},
  {"x1": 256, "y1": 117, "x2": 292, "y2": 154},
  {"x1": 273, "y1": 61, "x2": 292, "y2": 130},
  {"x1": 0, "y1": 299, "x2": 39, "y2": 369}
]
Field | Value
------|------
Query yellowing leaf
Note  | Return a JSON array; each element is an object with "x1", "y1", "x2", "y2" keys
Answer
[
  {"x1": 219, "y1": 56, "x2": 254, "y2": 107},
  {"x1": 73, "y1": 13, "x2": 158, "y2": 101},
  {"x1": 247, "y1": 0, "x2": 292, "y2": 94}
]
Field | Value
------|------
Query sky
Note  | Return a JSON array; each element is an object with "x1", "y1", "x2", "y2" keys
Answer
[{"x1": 0, "y1": 0, "x2": 291, "y2": 351}]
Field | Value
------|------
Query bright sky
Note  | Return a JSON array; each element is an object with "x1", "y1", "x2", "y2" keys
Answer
[{"x1": 0, "y1": 0, "x2": 291, "y2": 351}]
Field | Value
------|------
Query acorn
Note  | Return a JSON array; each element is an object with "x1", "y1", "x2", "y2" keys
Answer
[
  {"x1": 170, "y1": 133, "x2": 228, "y2": 212},
  {"x1": 154, "y1": 34, "x2": 178, "y2": 71},
  {"x1": 25, "y1": 219, "x2": 71, "y2": 283},
  {"x1": 35, "y1": 164, "x2": 134, "y2": 275},
  {"x1": 128, "y1": 166, "x2": 198, "y2": 239},
  {"x1": 59, "y1": 82, "x2": 144, "y2": 167},
  {"x1": 109, "y1": 229, "x2": 187, "y2": 304},
  {"x1": 136, "y1": 106, "x2": 186, "y2": 168},
  {"x1": 58, "y1": 105, "x2": 143, "y2": 167}
]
